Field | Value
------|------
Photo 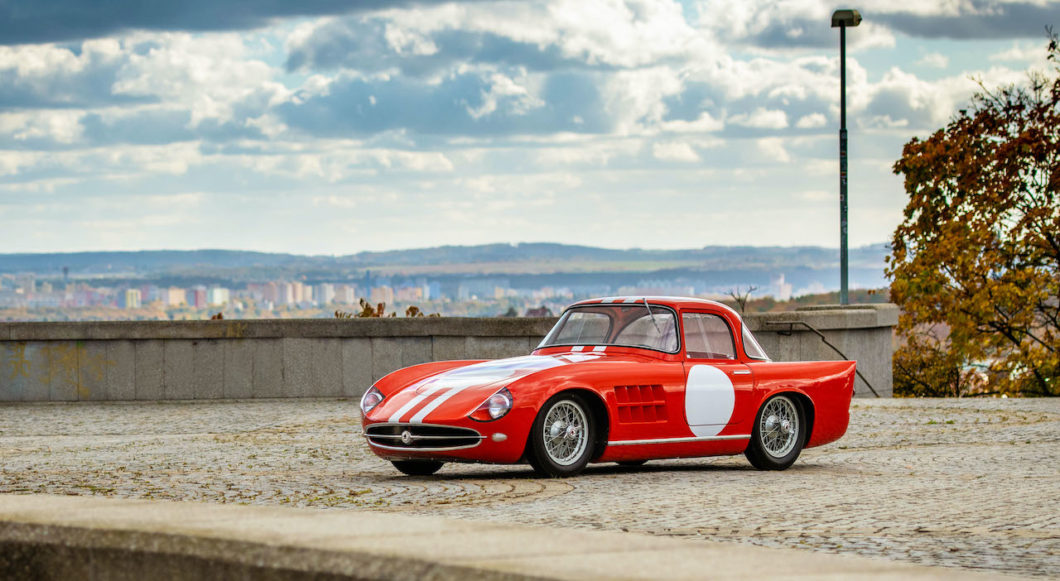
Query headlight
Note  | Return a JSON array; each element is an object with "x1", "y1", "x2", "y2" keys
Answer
[
  {"x1": 469, "y1": 388, "x2": 513, "y2": 422},
  {"x1": 360, "y1": 386, "x2": 384, "y2": 415}
]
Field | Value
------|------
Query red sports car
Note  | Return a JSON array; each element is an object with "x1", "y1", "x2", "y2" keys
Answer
[{"x1": 361, "y1": 297, "x2": 856, "y2": 477}]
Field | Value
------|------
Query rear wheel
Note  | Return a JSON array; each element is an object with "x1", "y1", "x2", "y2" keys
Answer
[
  {"x1": 391, "y1": 460, "x2": 444, "y2": 476},
  {"x1": 528, "y1": 393, "x2": 595, "y2": 477},
  {"x1": 744, "y1": 394, "x2": 805, "y2": 470}
]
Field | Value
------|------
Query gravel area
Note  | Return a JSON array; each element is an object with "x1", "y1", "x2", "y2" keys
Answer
[{"x1": 1, "y1": 397, "x2": 1057, "y2": 578}]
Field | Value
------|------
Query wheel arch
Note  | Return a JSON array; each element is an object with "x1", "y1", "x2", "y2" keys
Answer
[
  {"x1": 525, "y1": 386, "x2": 611, "y2": 462},
  {"x1": 772, "y1": 390, "x2": 815, "y2": 447}
]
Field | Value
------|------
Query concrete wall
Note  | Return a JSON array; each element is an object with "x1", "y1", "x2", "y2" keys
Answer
[
  {"x1": 0, "y1": 304, "x2": 897, "y2": 402},
  {"x1": 746, "y1": 304, "x2": 898, "y2": 397}
]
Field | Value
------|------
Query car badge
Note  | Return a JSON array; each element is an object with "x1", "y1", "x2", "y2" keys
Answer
[{"x1": 401, "y1": 430, "x2": 414, "y2": 445}]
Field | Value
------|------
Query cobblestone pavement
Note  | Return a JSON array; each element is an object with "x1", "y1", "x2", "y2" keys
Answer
[{"x1": 1, "y1": 398, "x2": 1057, "y2": 578}]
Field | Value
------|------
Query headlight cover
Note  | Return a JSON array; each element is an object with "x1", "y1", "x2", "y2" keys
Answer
[
  {"x1": 360, "y1": 386, "x2": 384, "y2": 415},
  {"x1": 469, "y1": 387, "x2": 513, "y2": 422}
]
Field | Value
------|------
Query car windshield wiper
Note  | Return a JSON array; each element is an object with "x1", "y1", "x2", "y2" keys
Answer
[{"x1": 643, "y1": 297, "x2": 662, "y2": 334}]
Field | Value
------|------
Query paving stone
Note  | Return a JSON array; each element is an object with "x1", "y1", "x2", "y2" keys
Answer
[{"x1": 0, "y1": 398, "x2": 1056, "y2": 579}]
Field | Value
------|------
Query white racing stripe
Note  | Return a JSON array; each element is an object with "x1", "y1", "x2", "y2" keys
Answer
[
  {"x1": 410, "y1": 386, "x2": 467, "y2": 423},
  {"x1": 387, "y1": 384, "x2": 449, "y2": 423},
  {"x1": 385, "y1": 355, "x2": 582, "y2": 423}
]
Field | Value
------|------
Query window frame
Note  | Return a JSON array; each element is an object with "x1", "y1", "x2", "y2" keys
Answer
[{"x1": 680, "y1": 311, "x2": 738, "y2": 361}]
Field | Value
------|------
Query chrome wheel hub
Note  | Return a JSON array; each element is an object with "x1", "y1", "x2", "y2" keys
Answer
[{"x1": 549, "y1": 421, "x2": 566, "y2": 439}]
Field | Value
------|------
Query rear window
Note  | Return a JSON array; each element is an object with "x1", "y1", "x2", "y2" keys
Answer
[{"x1": 742, "y1": 324, "x2": 770, "y2": 360}]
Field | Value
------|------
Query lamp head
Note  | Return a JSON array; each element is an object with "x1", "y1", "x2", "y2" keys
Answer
[{"x1": 831, "y1": 9, "x2": 862, "y2": 27}]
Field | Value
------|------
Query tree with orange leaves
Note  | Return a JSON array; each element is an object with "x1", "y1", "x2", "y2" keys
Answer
[{"x1": 889, "y1": 34, "x2": 1059, "y2": 396}]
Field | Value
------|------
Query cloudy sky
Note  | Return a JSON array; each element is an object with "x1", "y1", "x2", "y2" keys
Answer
[{"x1": 0, "y1": 0, "x2": 1056, "y2": 255}]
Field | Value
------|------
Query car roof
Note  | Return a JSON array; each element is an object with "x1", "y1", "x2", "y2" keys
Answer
[{"x1": 568, "y1": 296, "x2": 742, "y2": 320}]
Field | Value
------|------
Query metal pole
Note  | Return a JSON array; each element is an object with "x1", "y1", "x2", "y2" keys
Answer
[{"x1": 839, "y1": 23, "x2": 849, "y2": 305}]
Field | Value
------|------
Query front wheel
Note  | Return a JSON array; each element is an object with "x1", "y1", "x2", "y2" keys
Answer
[
  {"x1": 391, "y1": 460, "x2": 444, "y2": 476},
  {"x1": 744, "y1": 394, "x2": 805, "y2": 470},
  {"x1": 528, "y1": 393, "x2": 595, "y2": 477}
]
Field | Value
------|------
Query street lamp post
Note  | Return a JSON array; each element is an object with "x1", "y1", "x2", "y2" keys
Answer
[{"x1": 832, "y1": 9, "x2": 860, "y2": 306}]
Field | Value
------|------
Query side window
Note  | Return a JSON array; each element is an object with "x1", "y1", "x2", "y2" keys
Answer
[{"x1": 682, "y1": 313, "x2": 736, "y2": 360}]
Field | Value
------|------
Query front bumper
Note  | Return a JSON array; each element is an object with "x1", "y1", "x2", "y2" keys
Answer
[
  {"x1": 361, "y1": 407, "x2": 534, "y2": 463},
  {"x1": 365, "y1": 423, "x2": 485, "y2": 452}
]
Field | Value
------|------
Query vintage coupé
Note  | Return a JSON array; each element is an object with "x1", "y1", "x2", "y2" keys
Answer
[{"x1": 361, "y1": 297, "x2": 856, "y2": 477}]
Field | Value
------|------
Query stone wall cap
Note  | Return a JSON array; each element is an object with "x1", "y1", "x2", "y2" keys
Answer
[
  {"x1": 1, "y1": 317, "x2": 560, "y2": 342},
  {"x1": 746, "y1": 303, "x2": 898, "y2": 331}
]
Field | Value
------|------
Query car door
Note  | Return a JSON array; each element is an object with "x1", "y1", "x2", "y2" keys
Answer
[{"x1": 681, "y1": 311, "x2": 755, "y2": 437}]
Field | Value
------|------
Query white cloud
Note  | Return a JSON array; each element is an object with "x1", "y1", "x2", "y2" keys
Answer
[
  {"x1": 534, "y1": 139, "x2": 642, "y2": 167},
  {"x1": 0, "y1": 150, "x2": 44, "y2": 177},
  {"x1": 466, "y1": 70, "x2": 543, "y2": 119},
  {"x1": 313, "y1": 195, "x2": 359, "y2": 208},
  {"x1": 603, "y1": 67, "x2": 686, "y2": 134},
  {"x1": 1, "y1": 0, "x2": 1054, "y2": 254},
  {"x1": 990, "y1": 41, "x2": 1048, "y2": 63},
  {"x1": 795, "y1": 113, "x2": 827, "y2": 128},
  {"x1": 730, "y1": 107, "x2": 789, "y2": 129},
  {"x1": 652, "y1": 141, "x2": 700, "y2": 162},
  {"x1": 370, "y1": 149, "x2": 455, "y2": 172},
  {"x1": 112, "y1": 33, "x2": 284, "y2": 126},
  {"x1": 0, "y1": 110, "x2": 84, "y2": 143},
  {"x1": 916, "y1": 52, "x2": 949, "y2": 68},
  {"x1": 756, "y1": 137, "x2": 790, "y2": 163},
  {"x1": 659, "y1": 112, "x2": 724, "y2": 133},
  {"x1": 797, "y1": 189, "x2": 832, "y2": 202}
]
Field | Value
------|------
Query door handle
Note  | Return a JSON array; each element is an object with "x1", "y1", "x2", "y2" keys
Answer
[{"x1": 732, "y1": 370, "x2": 751, "y2": 376}]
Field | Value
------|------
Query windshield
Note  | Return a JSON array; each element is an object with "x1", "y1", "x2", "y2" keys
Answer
[{"x1": 539, "y1": 304, "x2": 680, "y2": 353}]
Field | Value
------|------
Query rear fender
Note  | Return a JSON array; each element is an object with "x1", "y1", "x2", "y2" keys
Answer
[{"x1": 749, "y1": 360, "x2": 856, "y2": 449}]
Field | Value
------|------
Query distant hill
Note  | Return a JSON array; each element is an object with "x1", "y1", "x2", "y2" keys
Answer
[
  {"x1": 0, "y1": 243, "x2": 890, "y2": 275},
  {"x1": 0, "y1": 250, "x2": 310, "y2": 274},
  {"x1": 0, "y1": 243, "x2": 891, "y2": 294}
]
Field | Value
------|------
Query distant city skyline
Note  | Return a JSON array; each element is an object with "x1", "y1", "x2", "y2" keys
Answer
[{"x1": 1, "y1": 1, "x2": 1057, "y2": 254}]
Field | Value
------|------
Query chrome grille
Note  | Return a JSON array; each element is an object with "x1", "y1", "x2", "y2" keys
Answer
[{"x1": 365, "y1": 423, "x2": 484, "y2": 451}]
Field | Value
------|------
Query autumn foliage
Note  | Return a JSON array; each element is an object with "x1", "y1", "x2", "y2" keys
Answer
[{"x1": 888, "y1": 36, "x2": 1060, "y2": 396}]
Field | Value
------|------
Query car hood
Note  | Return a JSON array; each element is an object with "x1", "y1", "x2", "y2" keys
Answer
[{"x1": 368, "y1": 353, "x2": 607, "y2": 424}]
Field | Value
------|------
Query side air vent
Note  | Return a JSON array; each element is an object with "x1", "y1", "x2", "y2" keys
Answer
[{"x1": 613, "y1": 384, "x2": 668, "y2": 423}]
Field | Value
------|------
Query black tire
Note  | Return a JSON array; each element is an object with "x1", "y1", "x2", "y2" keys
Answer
[
  {"x1": 744, "y1": 394, "x2": 806, "y2": 470},
  {"x1": 528, "y1": 393, "x2": 595, "y2": 478},
  {"x1": 391, "y1": 460, "x2": 444, "y2": 476},
  {"x1": 616, "y1": 460, "x2": 647, "y2": 467}
]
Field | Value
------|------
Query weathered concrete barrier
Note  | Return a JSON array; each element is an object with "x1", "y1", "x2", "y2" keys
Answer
[
  {"x1": 0, "y1": 305, "x2": 896, "y2": 402},
  {"x1": 0, "y1": 494, "x2": 984, "y2": 580},
  {"x1": 747, "y1": 304, "x2": 898, "y2": 397}
]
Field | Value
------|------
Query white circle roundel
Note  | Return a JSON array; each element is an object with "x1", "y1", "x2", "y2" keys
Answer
[{"x1": 684, "y1": 365, "x2": 736, "y2": 437}]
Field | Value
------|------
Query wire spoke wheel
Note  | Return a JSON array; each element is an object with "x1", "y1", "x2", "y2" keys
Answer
[
  {"x1": 529, "y1": 393, "x2": 596, "y2": 477},
  {"x1": 542, "y1": 400, "x2": 589, "y2": 465},
  {"x1": 745, "y1": 394, "x2": 805, "y2": 470},
  {"x1": 759, "y1": 396, "x2": 799, "y2": 458}
]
